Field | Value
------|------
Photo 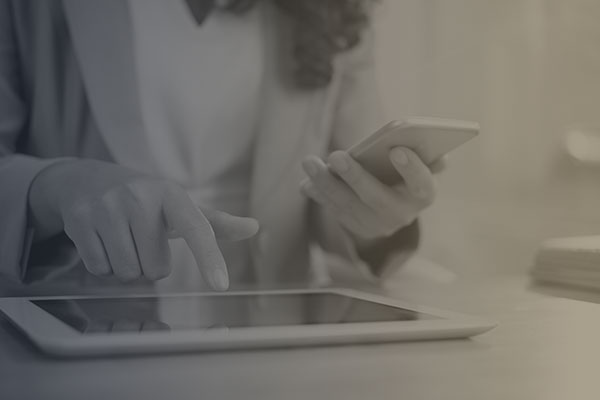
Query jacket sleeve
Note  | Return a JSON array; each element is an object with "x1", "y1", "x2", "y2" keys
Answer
[
  {"x1": 314, "y1": 27, "x2": 421, "y2": 282},
  {"x1": 0, "y1": 1, "x2": 66, "y2": 282}
]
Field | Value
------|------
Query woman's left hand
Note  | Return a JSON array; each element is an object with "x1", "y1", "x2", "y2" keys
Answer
[{"x1": 301, "y1": 147, "x2": 438, "y2": 241}]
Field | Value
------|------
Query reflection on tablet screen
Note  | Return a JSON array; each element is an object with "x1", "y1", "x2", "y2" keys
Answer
[{"x1": 32, "y1": 293, "x2": 437, "y2": 334}]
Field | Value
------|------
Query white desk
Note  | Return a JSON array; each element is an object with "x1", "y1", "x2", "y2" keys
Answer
[{"x1": 2, "y1": 262, "x2": 599, "y2": 400}]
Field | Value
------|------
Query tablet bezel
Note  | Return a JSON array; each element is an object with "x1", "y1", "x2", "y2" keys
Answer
[{"x1": 0, "y1": 288, "x2": 496, "y2": 356}]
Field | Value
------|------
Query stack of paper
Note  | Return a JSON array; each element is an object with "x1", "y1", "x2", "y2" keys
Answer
[{"x1": 532, "y1": 236, "x2": 600, "y2": 290}]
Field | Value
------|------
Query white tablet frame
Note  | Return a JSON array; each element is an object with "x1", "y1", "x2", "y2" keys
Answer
[{"x1": 0, "y1": 288, "x2": 496, "y2": 357}]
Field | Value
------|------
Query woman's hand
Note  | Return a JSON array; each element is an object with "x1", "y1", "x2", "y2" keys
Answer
[
  {"x1": 300, "y1": 147, "x2": 436, "y2": 241},
  {"x1": 28, "y1": 160, "x2": 258, "y2": 289}
]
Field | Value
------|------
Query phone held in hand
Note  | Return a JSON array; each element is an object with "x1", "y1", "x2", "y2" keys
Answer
[{"x1": 348, "y1": 117, "x2": 479, "y2": 185}]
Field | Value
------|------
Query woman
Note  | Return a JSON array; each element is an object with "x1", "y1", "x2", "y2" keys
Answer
[{"x1": 0, "y1": 0, "x2": 436, "y2": 293}]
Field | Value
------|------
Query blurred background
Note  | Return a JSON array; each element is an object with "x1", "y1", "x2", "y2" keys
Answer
[{"x1": 374, "y1": 0, "x2": 600, "y2": 277}]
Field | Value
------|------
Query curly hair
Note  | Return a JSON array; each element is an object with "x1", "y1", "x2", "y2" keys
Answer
[{"x1": 223, "y1": 0, "x2": 376, "y2": 89}]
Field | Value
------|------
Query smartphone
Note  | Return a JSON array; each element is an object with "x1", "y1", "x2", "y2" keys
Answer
[{"x1": 347, "y1": 117, "x2": 479, "y2": 185}]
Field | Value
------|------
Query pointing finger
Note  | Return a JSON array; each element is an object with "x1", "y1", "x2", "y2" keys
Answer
[{"x1": 162, "y1": 188, "x2": 229, "y2": 291}]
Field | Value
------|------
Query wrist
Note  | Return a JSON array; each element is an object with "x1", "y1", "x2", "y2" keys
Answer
[
  {"x1": 350, "y1": 220, "x2": 421, "y2": 277},
  {"x1": 28, "y1": 159, "x2": 81, "y2": 240}
]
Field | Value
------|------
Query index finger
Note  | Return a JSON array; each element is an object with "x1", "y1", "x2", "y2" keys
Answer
[{"x1": 162, "y1": 188, "x2": 229, "y2": 291}]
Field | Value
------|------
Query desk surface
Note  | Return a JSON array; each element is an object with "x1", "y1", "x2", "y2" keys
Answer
[{"x1": 2, "y1": 262, "x2": 600, "y2": 400}]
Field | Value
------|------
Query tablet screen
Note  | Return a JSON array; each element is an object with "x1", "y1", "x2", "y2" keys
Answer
[{"x1": 32, "y1": 293, "x2": 437, "y2": 334}]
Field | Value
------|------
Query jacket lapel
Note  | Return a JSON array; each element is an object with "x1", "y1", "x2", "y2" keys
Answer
[{"x1": 62, "y1": 0, "x2": 154, "y2": 173}]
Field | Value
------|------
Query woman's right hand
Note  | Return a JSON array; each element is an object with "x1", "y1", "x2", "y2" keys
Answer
[{"x1": 28, "y1": 159, "x2": 258, "y2": 290}]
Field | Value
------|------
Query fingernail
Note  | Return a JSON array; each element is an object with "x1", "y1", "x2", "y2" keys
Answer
[
  {"x1": 302, "y1": 159, "x2": 319, "y2": 178},
  {"x1": 212, "y1": 269, "x2": 229, "y2": 290},
  {"x1": 329, "y1": 152, "x2": 349, "y2": 173},
  {"x1": 391, "y1": 148, "x2": 409, "y2": 166}
]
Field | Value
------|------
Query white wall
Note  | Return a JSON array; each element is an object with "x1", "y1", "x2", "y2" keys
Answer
[{"x1": 373, "y1": 1, "x2": 600, "y2": 274}]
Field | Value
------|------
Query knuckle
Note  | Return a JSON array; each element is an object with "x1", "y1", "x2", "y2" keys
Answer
[
  {"x1": 129, "y1": 178, "x2": 174, "y2": 200},
  {"x1": 102, "y1": 179, "x2": 158, "y2": 209},
  {"x1": 101, "y1": 183, "x2": 128, "y2": 203},
  {"x1": 108, "y1": 183, "x2": 146, "y2": 213},
  {"x1": 65, "y1": 202, "x2": 96, "y2": 226},
  {"x1": 125, "y1": 183, "x2": 149, "y2": 207}
]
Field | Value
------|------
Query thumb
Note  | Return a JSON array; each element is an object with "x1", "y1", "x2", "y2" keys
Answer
[{"x1": 203, "y1": 209, "x2": 260, "y2": 241}]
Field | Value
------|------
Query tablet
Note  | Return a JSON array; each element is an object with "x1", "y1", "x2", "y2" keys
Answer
[{"x1": 0, "y1": 288, "x2": 496, "y2": 357}]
